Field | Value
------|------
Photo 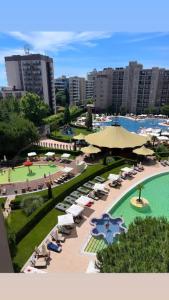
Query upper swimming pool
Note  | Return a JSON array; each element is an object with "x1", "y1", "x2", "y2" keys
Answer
[{"x1": 95, "y1": 117, "x2": 168, "y2": 133}]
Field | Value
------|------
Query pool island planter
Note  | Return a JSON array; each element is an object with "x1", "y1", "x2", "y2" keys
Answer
[
  {"x1": 90, "y1": 213, "x2": 127, "y2": 244},
  {"x1": 130, "y1": 196, "x2": 149, "y2": 209}
]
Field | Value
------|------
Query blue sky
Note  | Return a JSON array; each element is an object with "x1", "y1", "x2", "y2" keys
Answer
[{"x1": 1, "y1": 32, "x2": 169, "y2": 86}]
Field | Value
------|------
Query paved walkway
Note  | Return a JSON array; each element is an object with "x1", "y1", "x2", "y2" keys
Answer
[
  {"x1": 3, "y1": 195, "x2": 15, "y2": 218},
  {"x1": 45, "y1": 163, "x2": 169, "y2": 273}
]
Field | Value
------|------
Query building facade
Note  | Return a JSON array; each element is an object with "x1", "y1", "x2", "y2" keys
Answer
[
  {"x1": 54, "y1": 76, "x2": 69, "y2": 93},
  {"x1": 69, "y1": 76, "x2": 86, "y2": 106},
  {"x1": 94, "y1": 61, "x2": 169, "y2": 114},
  {"x1": 5, "y1": 54, "x2": 56, "y2": 113}
]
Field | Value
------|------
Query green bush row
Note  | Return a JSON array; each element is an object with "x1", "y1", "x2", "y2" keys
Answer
[{"x1": 13, "y1": 158, "x2": 126, "y2": 243}]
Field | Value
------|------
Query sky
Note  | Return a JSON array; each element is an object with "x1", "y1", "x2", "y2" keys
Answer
[{"x1": 1, "y1": 31, "x2": 169, "y2": 86}]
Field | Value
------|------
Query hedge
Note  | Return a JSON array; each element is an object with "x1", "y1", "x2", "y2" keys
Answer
[{"x1": 9, "y1": 157, "x2": 127, "y2": 243}]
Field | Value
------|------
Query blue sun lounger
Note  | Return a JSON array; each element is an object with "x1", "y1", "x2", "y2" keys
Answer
[{"x1": 47, "y1": 242, "x2": 62, "y2": 253}]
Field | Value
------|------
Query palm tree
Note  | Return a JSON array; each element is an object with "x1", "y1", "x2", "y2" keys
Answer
[{"x1": 137, "y1": 184, "x2": 144, "y2": 202}]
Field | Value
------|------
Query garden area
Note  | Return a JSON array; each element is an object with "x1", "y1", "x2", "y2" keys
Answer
[{"x1": 9, "y1": 157, "x2": 134, "y2": 270}]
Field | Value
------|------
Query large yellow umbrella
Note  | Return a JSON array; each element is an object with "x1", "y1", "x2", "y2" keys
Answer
[
  {"x1": 73, "y1": 133, "x2": 85, "y2": 140},
  {"x1": 133, "y1": 146, "x2": 154, "y2": 156},
  {"x1": 81, "y1": 145, "x2": 101, "y2": 154},
  {"x1": 85, "y1": 126, "x2": 149, "y2": 149}
]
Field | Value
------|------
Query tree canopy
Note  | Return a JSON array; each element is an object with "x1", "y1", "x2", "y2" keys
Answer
[
  {"x1": 161, "y1": 105, "x2": 169, "y2": 117},
  {"x1": 85, "y1": 110, "x2": 93, "y2": 130},
  {"x1": 20, "y1": 92, "x2": 50, "y2": 126},
  {"x1": 96, "y1": 217, "x2": 169, "y2": 273}
]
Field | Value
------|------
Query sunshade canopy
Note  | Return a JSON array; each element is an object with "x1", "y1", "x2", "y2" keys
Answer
[
  {"x1": 85, "y1": 126, "x2": 149, "y2": 149},
  {"x1": 24, "y1": 161, "x2": 33, "y2": 167},
  {"x1": 81, "y1": 145, "x2": 101, "y2": 154},
  {"x1": 45, "y1": 152, "x2": 55, "y2": 156},
  {"x1": 27, "y1": 152, "x2": 37, "y2": 157},
  {"x1": 61, "y1": 153, "x2": 71, "y2": 158},
  {"x1": 158, "y1": 136, "x2": 169, "y2": 141},
  {"x1": 108, "y1": 174, "x2": 120, "y2": 181},
  {"x1": 62, "y1": 167, "x2": 73, "y2": 173},
  {"x1": 66, "y1": 204, "x2": 84, "y2": 217},
  {"x1": 57, "y1": 214, "x2": 74, "y2": 226},
  {"x1": 75, "y1": 195, "x2": 91, "y2": 206},
  {"x1": 133, "y1": 146, "x2": 154, "y2": 156},
  {"x1": 121, "y1": 167, "x2": 133, "y2": 173},
  {"x1": 93, "y1": 183, "x2": 105, "y2": 191},
  {"x1": 73, "y1": 133, "x2": 85, "y2": 140},
  {"x1": 161, "y1": 131, "x2": 169, "y2": 136}
]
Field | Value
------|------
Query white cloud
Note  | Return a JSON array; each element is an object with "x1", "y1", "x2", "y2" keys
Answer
[{"x1": 9, "y1": 31, "x2": 112, "y2": 53}]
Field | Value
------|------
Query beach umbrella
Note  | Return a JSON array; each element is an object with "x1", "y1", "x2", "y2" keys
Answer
[
  {"x1": 45, "y1": 152, "x2": 55, "y2": 157},
  {"x1": 81, "y1": 145, "x2": 101, "y2": 154},
  {"x1": 133, "y1": 146, "x2": 154, "y2": 156},
  {"x1": 158, "y1": 136, "x2": 169, "y2": 141},
  {"x1": 23, "y1": 160, "x2": 33, "y2": 173},
  {"x1": 73, "y1": 133, "x2": 85, "y2": 140},
  {"x1": 28, "y1": 152, "x2": 37, "y2": 157}
]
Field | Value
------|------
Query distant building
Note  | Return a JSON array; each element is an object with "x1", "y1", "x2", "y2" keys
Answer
[
  {"x1": 86, "y1": 69, "x2": 97, "y2": 100},
  {"x1": 54, "y1": 76, "x2": 69, "y2": 93},
  {"x1": 69, "y1": 76, "x2": 86, "y2": 106},
  {"x1": 1, "y1": 86, "x2": 26, "y2": 99},
  {"x1": 94, "y1": 61, "x2": 169, "y2": 114},
  {"x1": 5, "y1": 54, "x2": 56, "y2": 113}
]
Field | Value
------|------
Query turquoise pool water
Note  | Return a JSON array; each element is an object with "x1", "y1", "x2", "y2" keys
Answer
[
  {"x1": 110, "y1": 172, "x2": 169, "y2": 227},
  {"x1": 96, "y1": 117, "x2": 168, "y2": 133}
]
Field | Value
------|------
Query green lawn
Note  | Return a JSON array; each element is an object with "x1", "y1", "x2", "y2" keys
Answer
[
  {"x1": 12, "y1": 159, "x2": 131, "y2": 270},
  {"x1": 51, "y1": 126, "x2": 93, "y2": 142},
  {"x1": 13, "y1": 209, "x2": 63, "y2": 269}
]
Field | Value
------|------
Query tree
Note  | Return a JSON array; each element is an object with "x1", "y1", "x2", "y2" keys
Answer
[
  {"x1": 0, "y1": 114, "x2": 39, "y2": 156},
  {"x1": 85, "y1": 111, "x2": 93, "y2": 130},
  {"x1": 120, "y1": 106, "x2": 127, "y2": 116},
  {"x1": 55, "y1": 91, "x2": 66, "y2": 106},
  {"x1": 63, "y1": 105, "x2": 71, "y2": 124},
  {"x1": 65, "y1": 87, "x2": 70, "y2": 106},
  {"x1": 96, "y1": 217, "x2": 169, "y2": 273},
  {"x1": 161, "y1": 105, "x2": 169, "y2": 117},
  {"x1": 20, "y1": 92, "x2": 50, "y2": 126},
  {"x1": 136, "y1": 183, "x2": 144, "y2": 202}
]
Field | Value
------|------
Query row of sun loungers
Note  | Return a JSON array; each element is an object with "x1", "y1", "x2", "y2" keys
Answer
[{"x1": 161, "y1": 160, "x2": 169, "y2": 166}]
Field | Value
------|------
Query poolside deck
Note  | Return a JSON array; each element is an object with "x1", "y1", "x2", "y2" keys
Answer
[{"x1": 46, "y1": 163, "x2": 169, "y2": 273}]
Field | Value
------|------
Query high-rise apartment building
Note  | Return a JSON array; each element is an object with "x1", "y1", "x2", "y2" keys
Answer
[
  {"x1": 86, "y1": 69, "x2": 97, "y2": 100},
  {"x1": 94, "y1": 61, "x2": 169, "y2": 114},
  {"x1": 5, "y1": 54, "x2": 56, "y2": 113},
  {"x1": 69, "y1": 76, "x2": 86, "y2": 106}
]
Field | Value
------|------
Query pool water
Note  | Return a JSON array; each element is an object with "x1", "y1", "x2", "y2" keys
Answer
[
  {"x1": 110, "y1": 172, "x2": 169, "y2": 227},
  {"x1": 91, "y1": 214, "x2": 126, "y2": 244},
  {"x1": 96, "y1": 117, "x2": 168, "y2": 133},
  {"x1": 0, "y1": 164, "x2": 59, "y2": 184}
]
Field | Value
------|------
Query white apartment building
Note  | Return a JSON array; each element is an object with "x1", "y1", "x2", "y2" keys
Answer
[{"x1": 5, "y1": 54, "x2": 56, "y2": 113}]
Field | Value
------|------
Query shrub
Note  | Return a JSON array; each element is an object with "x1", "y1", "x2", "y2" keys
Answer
[{"x1": 20, "y1": 195, "x2": 46, "y2": 216}]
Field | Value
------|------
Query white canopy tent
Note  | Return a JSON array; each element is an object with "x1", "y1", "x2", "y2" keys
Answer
[
  {"x1": 62, "y1": 167, "x2": 73, "y2": 173},
  {"x1": 66, "y1": 204, "x2": 84, "y2": 217},
  {"x1": 108, "y1": 174, "x2": 120, "y2": 181},
  {"x1": 61, "y1": 153, "x2": 71, "y2": 159},
  {"x1": 27, "y1": 152, "x2": 37, "y2": 157},
  {"x1": 45, "y1": 152, "x2": 55, "y2": 157},
  {"x1": 158, "y1": 136, "x2": 169, "y2": 141},
  {"x1": 121, "y1": 167, "x2": 133, "y2": 173},
  {"x1": 57, "y1": 214, "x2": 74, "y2": 226},
  {"x1": 161, "y1": 131, "x2": 169, "y2": 136},
  {"x1": 93, "y1": 183, "x2": 106, "y2": 192},
  {"x1": 75, "y1": 195, "x2": 92, "y2": 206}
]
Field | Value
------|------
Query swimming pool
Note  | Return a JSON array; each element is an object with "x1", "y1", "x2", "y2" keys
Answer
[
  {"x1": 0, "y1": 164, "x2": 59, "y2": 184},
  {"x1": 110, "y1": 172, "x2": 169, "y2": 226},
  {"x1": 95, "y1": 117, "x2": 168, "y2": 133},
  {"x1": 85, "y1": 172, "x2": 169, "y2": 253}
]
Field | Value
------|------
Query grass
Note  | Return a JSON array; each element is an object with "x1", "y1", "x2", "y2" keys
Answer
[
  {"x1": 12, "y1": 159, "x2": 130, "y2": 270},
  {"x1": 13, "y1": 209, "x2": 63, "y2": 269},
  {"x1": 0, "y1": 197, "x2": 7, "y2": 208},
  {"x1": 51, "y1": 126, "x2": 92, "y2": 142}
]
